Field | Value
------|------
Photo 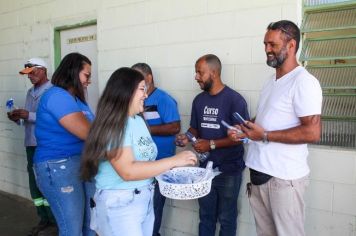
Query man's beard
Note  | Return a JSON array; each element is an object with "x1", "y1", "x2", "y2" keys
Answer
[
  {"x1": 266, "y1": 46, "x2": 288, "y2": 68},
  {"x1": 202, "y1": 77, "x2": 213, "y2": 92}
]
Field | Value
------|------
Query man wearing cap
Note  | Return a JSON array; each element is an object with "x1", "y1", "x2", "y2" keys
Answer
[{"x1": 7, "y1": 58, "x2": 56, "y2": 236}]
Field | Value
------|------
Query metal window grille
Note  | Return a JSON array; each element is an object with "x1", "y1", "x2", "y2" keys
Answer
[
  {"x1": 301, "y1": 1, "x2": 356, "y2": 148},
  {"x1": 307, "y1": 65, "x2": 356, "y2": 88},
  {"x1": 320, "y1": 120, "x2": 356, "y2": 147},
  {"x1": 300, "y1": 36, "x2": 356, "y2": 61},
  {"x1": 322, "y1": 95, "x2": 356, "y2": 118},
  {"x1": 304, "y1": 0, "x2": 355, "y2": 7},
  {"x1": 301, "y1": 7, "x2": 356, "y2": 32}
]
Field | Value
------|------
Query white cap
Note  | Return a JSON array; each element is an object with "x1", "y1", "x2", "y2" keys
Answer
[{"x1": 19, "y1": 58, "x2": 47, "y2": 74}]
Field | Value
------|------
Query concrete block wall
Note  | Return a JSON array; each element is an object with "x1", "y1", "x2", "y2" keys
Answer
[
  {"x1": 0, "y1": 0, "x2": 100, "y2": 199},
  {"x1": 97, "y1": 2, "x2": 298, "y2": 235},
  {"x1": 1, "y1": 0, "x2": 356, "y2": 235},
  {"x1": 98, "y1": 0, "x2": 300, "y2": 126},
  {"x1": 305, "y1": 147, "x2": 356, "y2": 236}
]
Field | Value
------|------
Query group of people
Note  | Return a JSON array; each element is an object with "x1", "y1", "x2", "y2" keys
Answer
[{"x1": 7, "y1": 19, "x2": 322, "y2": 236}]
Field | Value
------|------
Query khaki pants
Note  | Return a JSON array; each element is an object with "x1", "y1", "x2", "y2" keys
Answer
[{"x1": 248, "y1": 176, "x2": 309, "y2": 236}]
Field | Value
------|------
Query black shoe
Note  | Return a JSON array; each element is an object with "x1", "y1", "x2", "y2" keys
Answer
[
  {"x1": 27, "y1": 220, "x2": 49, "y2": 236},
  {"x1": 37, "y1": 223, "x2": 58, "y2": 236}
]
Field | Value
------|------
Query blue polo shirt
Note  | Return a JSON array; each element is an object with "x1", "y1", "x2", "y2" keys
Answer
[{"x1": 143, "y1": 88, "x2": 180, "y2": 160}]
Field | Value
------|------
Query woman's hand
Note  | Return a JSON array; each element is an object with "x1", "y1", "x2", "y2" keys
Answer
[
  {"x1": 175, "y1": 133, "x2": 189, "y2": 147},
  {"x1": 111, "y1": 148, "x2": 198, "y2": 181},
  {"x1": 173, "y1": 150, "x2": 198, "y2": 167}
]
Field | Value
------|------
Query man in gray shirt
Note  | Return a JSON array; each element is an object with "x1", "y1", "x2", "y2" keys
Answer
[{"x1": 7, "y1": 58, "x2": 56, "y2": 236}]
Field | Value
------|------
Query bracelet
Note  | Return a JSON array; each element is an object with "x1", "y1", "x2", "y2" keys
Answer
[{"x1": 262, "y1": 131, "x2": 269, "y2": 144}]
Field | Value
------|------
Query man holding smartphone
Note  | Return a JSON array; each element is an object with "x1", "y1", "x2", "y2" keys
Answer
[{"x1": 228, "y1": 20, "x2": 322, "y2": 236}]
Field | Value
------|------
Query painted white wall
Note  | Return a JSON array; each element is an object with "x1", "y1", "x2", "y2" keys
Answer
[
  {"x1": 0, "y1": 0, "x2": 355, "y2": 235},
  {"x1": 0, "y1": 0, "x2": 100, "y2": 197}
]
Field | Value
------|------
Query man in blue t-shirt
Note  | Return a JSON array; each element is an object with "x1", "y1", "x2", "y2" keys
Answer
[
  {"x1": 132, "y1": 63, "x2": 180, "y2": 236},
  {"x1": 176, "y1": 54, "x2": 249, "y2": 236}
]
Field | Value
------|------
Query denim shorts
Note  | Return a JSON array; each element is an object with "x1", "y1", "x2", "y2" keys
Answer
[{"x1": 91, "y1": 184, "x2": 155, "y2": 236}]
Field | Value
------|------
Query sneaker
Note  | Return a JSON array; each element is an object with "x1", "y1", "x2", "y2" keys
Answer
[{"x1": 37, "y1": 223, "x2": 58, "y2": 236}]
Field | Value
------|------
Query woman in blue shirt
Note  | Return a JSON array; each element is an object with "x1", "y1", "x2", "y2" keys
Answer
[
  {"x1": 34, "y1": 53, "x2": 95, "y2": 236},
  {"x1": 81, "y1": 68, "x2": 197, "y2": 236}
]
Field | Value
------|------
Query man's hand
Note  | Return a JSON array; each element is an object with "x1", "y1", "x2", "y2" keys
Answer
[
  {"x1": 192, "y1": 139, "x2": 210, "y2": 153},
  {"x1": 149, "y1": 121, "x2": 180, "y2": 136},
  {"x1": 240, "y1": 121, "x2": 265, "y2": 141},
  {"x1": 9, "y1": 109, "x2": 29, "y2": 120},
  {"x1": 238, "y1": 115, "x2": 321, "y2": 144},
  {"x1": 7, "y1": 112, "x2": 19, "y2": 122},
  {"x1": 227, "y1": 125, "x2": 248, "y2": 142}
]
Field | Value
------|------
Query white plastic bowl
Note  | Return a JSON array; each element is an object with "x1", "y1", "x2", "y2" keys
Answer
[{"x1": 155, "y1": 167, "x2": 213, "y2": 200}]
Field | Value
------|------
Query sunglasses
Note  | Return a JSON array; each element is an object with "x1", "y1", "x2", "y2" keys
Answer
[
  {"x1": 24, "y1": 63, "x2": 44, "y2": 68},
  {"x1": 268, "y1": 22, "x2": 292, "y2": 38}
]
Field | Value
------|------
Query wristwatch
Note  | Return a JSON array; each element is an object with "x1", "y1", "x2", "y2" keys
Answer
[
  {"x1": 210, "y1": 140, "x2": 216, "y2": 150},
  {"x1": 262, "y1": 131, "x2": 269, "y2": 144}
]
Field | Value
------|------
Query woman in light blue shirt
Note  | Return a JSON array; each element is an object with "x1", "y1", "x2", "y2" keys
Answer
[{"x1": 81, "y1": 67, "x2": 197, "y2": 236}]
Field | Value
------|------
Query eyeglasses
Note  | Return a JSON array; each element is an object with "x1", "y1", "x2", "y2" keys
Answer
[{"x1": 144, "y1": 85, "x2": 148, "y2": 94}]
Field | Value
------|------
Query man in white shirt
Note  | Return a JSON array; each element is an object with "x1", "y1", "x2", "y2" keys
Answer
[{"x1": 228, "y1": 20, "x2": 322, "y2": 236}]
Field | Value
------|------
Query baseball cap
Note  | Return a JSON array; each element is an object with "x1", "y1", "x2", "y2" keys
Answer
[{"x1": 19, "y1": 58, "x2": 47, "y2": 74}]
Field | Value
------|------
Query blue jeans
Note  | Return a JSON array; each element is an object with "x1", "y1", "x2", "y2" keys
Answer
[
  {"x1": 33, "y1": 156, "x2": 96, "y2": 236},
  {"x1": 153, "y1": 182, "x2": 166, "y2": 236},
  {"x1": 198, "y1": 174, "x2": 242, "y2": 236},
  {"x1": 91, "y1": 184, "x2": 155, "y2": 236}
]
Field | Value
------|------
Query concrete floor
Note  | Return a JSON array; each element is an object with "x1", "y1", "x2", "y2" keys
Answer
[{"x1": 0, "y1": 190, "x2": 38, "y2": 236}]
